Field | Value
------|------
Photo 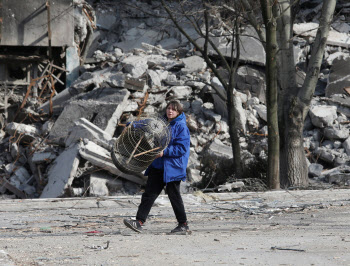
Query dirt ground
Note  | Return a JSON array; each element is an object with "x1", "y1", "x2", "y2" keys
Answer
[{"x1": 1, "y1": 189, "x2": 350, "y2": 266}]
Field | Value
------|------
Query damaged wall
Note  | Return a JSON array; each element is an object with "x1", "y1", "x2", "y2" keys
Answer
[{"x1": 0, "y1": 0, "x2": 74, "y2": 47}]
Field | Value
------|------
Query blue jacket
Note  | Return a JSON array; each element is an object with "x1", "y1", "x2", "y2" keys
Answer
[{"x1": 145, "y1": 112, "x2": 190, "y2": 183}]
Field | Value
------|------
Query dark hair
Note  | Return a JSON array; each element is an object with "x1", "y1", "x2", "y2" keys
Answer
[{"x1": 166, "y1": 100, "x2": 183, "y2": 115}]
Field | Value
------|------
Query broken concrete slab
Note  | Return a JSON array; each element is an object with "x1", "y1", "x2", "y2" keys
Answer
[
  {"x1": 40, "y1": 69, "x2": 111, "y2": 114},
  {"x1": 196, "y1": 26, "x2": 266, "y2": 66},
  {"x1": 5, "y1": 123, "x2": 41, "y2": 142},
  {"x1": 326, "y1": 58, "x2": 350, "y2": 97},
  {"x1": 49, "y1": 89, "x2": 130, "y2": 145},
  {"x1": 294, "y1": 22, "x2": 350, "y2": 48},
  {"x1": 40, "y1": 143, "x2": 81, "y2": 198},
  {"x1": 142, "y1": 42, "x2": 170, "y2": 55},
  {"x1": 124, "y1": 77, "x2": 147, "y2": 92},
  {"x1": 79, "y1": 140, "x2": 146, "y2": 185},
  {"x1": 65, "y1": 117, "x2": 115, "y2": 150},
  {"x1": 157, "y1": 37, "x2": 180, "y2": 50},
  {"x1": 236, "y1": 65, "x2": 266, "y2": 103},
  {"x1": 32, "y1": 152, "x2": 57, "y2": 164},
  {"x1": 204, "y1": 138, "x2": 233, "y2": 160},
  {"x1": 326, "y1": 173, "x2": 350, "y2": 186},
  {"x1": 107, "y1": 73, "x2": 126, "y2": 88}
]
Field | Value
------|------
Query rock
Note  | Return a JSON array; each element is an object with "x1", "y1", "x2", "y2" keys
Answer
[
  {"x1": 165, "y1": 74, "x2": 184, "y2": 86},
  {"x1": 236, "y1": 66, "x2": 266, "y2": 103},
  {"x1": 211, "y1": 77, "x2": 228, "y2": 119},
  {"x1": 217, "y1": 181, "x2": 245, "y2": 191},
  {"x1": 205, "y1": 138, "x2": 233, "y2": 159},
  {"x1": 309, "y1": 163, "x2": 324, "y2": 177},
  {"x1": 146, "y1": 55, "x2": 180, "y2": 69},
  {"x1": 170, "y1": 85, "x2": 192, "y2": 99},
  {"x1": 327, "y1": 173, "x2": 350, "y2": 186},
  {"x1": 314, "y1": 147, "x2": 335, "y2": 163},
  {"x1": 181, "y1": 55, "x2": 207, "y2": 74},
  {"x1": 254, "y1": 104, "x2": 267, "y2": 122},
  {"x1": 187, "y1": 168, "x2": 202, "y2": 184},
  {"x1": 325, "y1": 51, "x2": 349, "y2": 66},
  {"x1": 122, "y1": 55, "x2": 148, "y2": 78},
  {"x1": 323, "y1": 127, "x2": 349, "y2": 140},
  {"x1": 147, "y1": 69, "x2": 162, "y2": 88},
  {"x1": 332, "y1": 21, "x2": 350, "y2": 34},
  {"x1": 309, "y1": 105, "x2": 337, "y2": 128},
  {"x1": 89, "y1": 171, "x2": 122, "y2": 197}
]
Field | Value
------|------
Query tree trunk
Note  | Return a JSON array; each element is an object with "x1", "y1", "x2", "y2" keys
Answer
[
  {"x1": 280, "y1": 0, "x2": 336, "y2": 187},
  {"x1": 280, "y1": 96, "x2": 308, "y2": 188},
  {"x1": 261, "y1": 0, "x2": 280, "y2": 189}
]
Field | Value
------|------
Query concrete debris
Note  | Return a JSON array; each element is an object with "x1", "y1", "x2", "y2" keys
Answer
[
  {"x1": 5, "y1": 123, "x2": 41, "y2": 143},
  {"x1": 294, "y1": 22, "x2": 350, "y2": 48},
  {"x1": 309, "y1": 105, "x2": 337, "y2": 128},
  {"x1": 1, "y1": 0, "x2": 350, "y2": 199},
  {"x1": 217, "y1": 182, "x2": 245, "y2": 192},
  {"x1": 65, "y1": 117, "x2": 115, "y2": 150},
  {"x1": 79, "y1": 140, "x2": 146, "y2": 185},
  {"x1": 40, "y1": 143, "x2": 81, "y2": 198},
  {"x1": 325, "y1": 58, "x2": 350, "y2": 97}
]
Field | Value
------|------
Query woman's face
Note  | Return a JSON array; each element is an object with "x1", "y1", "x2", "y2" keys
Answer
[{"x1": 166, "y1": 105, "x2": 179, "y2": 121}]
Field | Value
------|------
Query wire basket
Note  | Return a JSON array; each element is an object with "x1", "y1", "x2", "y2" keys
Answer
[{"x1": 111, "y1": 114, "x2": 171, "y2": 174}]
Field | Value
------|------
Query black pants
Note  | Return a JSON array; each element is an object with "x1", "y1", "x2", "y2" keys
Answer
[{"x1": 136, "y1": 168, "x2": 187, "y2": 224}]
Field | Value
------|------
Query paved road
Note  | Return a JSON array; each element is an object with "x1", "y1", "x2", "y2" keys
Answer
[{"x1": 1, "y1": 189, "x2": 350, "y2": 265}]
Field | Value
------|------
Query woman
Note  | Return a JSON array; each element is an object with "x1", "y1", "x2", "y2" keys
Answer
[{"x1": 124, "y1": 100, "x2": 191, "y2": 234}]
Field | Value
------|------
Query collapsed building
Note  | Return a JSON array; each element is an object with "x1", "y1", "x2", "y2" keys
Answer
[{"x1": 1, "y1": 0, "x2": 350, "y2": 199}]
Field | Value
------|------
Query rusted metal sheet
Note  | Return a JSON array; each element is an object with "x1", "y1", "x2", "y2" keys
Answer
[{"x1": 0, "y1": 0, "x2": 73, "y2": 47}]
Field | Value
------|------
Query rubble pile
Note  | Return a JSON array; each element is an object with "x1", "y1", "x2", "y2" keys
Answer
[{"x1": 0, "y1": 0, "x2": 350, "y2": 199}]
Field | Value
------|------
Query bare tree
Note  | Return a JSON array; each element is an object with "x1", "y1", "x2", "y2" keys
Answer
[
  {"x1": 260, "y1": 0, "x2": 280, "y2": 189},
  {"x1": 241, "y1": 0, "x2": 337, "y2": 188},
  {"x1": 160, "y1": 0, "x2": 243, "y2": 178}
]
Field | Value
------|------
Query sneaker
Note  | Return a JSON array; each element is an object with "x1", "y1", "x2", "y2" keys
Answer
[
  {"x1": 170, "y1": 223, "x2": 190, "y2": 234},
  {"x1": 123, "y1": 219, "x2": 143, "y2": 233}
]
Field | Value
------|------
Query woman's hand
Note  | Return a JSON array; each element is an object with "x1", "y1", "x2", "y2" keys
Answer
[{"x1": 155, "y1": 151, "x2": 164, "y2": 158}]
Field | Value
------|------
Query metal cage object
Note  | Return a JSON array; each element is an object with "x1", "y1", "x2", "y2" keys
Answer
[{"x1": 111, "y1": 115, "x2": 171, "y2": 174}]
